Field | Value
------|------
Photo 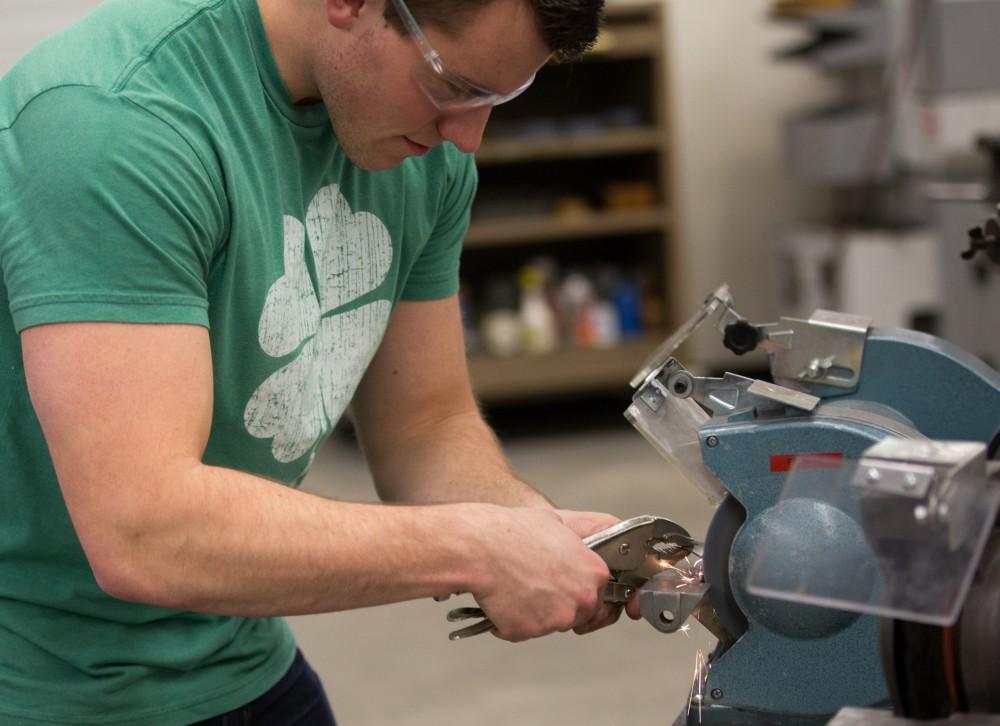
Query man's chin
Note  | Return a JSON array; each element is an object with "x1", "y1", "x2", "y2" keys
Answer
[
  {"x1": 329, "y1": 136, "x2": 402, "y2": 171},
  {"x1": 342, "y1": 149, "x2": 407, "y2": 172}
]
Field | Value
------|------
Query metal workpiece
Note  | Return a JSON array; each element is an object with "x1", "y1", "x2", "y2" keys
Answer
[
  {"x1": 636, "y1": 556, "x2": 735, "y2": 647},
  {"x1": 639, "y1": 573, "x2": 707, "y2": 633}
]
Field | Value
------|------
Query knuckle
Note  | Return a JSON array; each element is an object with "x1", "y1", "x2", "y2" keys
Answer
[
  {"x1": 555, "y1": 606, "x2": 578, "y2": 633},
  {"x1": 592, "y1": 557, "x2": 611, "y2": 578},
  {"x1": 578, "y1": 587, "x2": 599, "y2": 612},
  {"x1": 530, "y1": 622, "x2": 551, "y2": 639}
]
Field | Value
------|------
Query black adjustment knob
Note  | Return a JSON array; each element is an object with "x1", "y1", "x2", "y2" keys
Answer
[
  {"x1": 723, "y1": 320, "x2": 761, "y2": 356},
  {"x1": 962, "y1": 220, "x2": 1000, "y2": 265},
  {"x1": 962, "y1": 226, "x2": 984, "y2": 260}
]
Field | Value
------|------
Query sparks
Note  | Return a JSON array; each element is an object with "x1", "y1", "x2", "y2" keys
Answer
[
  {"x1": 659, "y1": 554, "x2": 704, "y2": 589},
  {"x1": 686, "y1": 649, "x2": 710, "y2": 725}
]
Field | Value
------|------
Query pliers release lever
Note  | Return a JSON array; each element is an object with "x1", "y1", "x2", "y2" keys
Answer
[{"x1": 444, "y1": 514, "x2": 695, "y2": 640}]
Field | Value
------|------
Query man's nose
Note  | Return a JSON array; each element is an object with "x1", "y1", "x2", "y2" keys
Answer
[{"x1": 437, "y1": 105, "x2": 492, "y2": 154}]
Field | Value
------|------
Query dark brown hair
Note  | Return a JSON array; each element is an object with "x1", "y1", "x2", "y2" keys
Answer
[{"x1": 384, "y1": 0, "x2": 604, "y2": 62}]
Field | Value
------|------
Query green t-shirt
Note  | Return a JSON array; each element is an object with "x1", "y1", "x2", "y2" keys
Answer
[{"x1": 0, "y1": 0, "x2": 475, "y2": 721}]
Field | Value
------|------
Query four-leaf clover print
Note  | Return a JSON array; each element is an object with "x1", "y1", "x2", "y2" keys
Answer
[{"x1": 244, "y1": 184, "x2": 393, "y2": 463}]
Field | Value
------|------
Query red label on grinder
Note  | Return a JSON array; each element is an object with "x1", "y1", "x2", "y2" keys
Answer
[{"x1": 769, "y1": 452, "x2": 844, "y2": 473}]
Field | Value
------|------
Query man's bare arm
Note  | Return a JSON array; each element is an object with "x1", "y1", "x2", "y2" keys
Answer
[
  {"x1": 349, "y1": 296, "x2": 625, "y2": 635},
  {"x1": 351, "y1": 295, "x2": 553, "y2": 508},
  {"x1": 22, "y1": 322, "x2": 609, "y2": 640}
]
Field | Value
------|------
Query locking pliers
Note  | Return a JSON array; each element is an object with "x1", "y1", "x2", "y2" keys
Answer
[{"x1": 443, "y1": 514, "x2": 696, "y2": 640}]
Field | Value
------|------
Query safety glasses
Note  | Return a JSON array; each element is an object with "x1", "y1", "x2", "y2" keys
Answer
[{"x1": 389, "y1": 0, "x2": 537, "y2": 110}]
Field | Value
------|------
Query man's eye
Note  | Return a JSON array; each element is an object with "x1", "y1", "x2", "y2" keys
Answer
[
  {"x1": 416, "y1": 64, "x2": 467, "y2": 101},
  {"x1": 430, "y1": 76, "x2": 465, "y2": 100}
]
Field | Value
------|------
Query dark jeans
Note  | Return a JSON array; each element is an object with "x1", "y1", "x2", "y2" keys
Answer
[{"x1": 191, "y1": 650, "x2": 336, "y2": 726}]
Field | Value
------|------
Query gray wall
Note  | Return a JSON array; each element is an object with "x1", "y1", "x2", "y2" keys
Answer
[
  {"x1": 1, "y1": 0, "x2": 101, "y2": 73},
  {"x1": 665, "y1": 0, "x2": 838, "y2": 367}
]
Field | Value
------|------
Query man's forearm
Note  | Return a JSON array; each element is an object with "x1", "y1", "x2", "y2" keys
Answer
[
  {"x1": 81, "y1": 459, "x2": 615, "y2": 643},
  {"x1": 358, "y1": 409, "x2": 552, "y2": 508},
  {"x1": 88, "y1": 459, "x2": 494, "y2": 617}
]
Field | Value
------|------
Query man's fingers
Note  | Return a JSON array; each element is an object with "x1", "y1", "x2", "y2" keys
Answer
[
  {"x1": 625, "y1": 594, "x2": 642, "y2": 620},
  {"x1": 573, "y1": 603, "x2": 622, "y2": 635}
]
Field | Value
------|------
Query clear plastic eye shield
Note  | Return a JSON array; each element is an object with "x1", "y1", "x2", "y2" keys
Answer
[{"x1": 389, "y1": 0, "x2": 537, "y2": 110}]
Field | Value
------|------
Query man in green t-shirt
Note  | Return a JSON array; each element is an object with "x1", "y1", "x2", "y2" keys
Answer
[{"x1": 0, "y1": 0, "x2": 626, "y2": 722}]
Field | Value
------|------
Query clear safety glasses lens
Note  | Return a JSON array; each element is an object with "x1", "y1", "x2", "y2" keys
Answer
[{"x1": 391, "y1": 0, "x2": 536, "y2": 110}]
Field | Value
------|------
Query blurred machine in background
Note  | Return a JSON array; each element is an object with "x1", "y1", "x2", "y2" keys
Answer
[
  {"x1": 772, "y1": 0, "x2": 1000, "y2": 369},
  {"x1": 624, "y1": 285, "x2": 1000, "y2": 724}
]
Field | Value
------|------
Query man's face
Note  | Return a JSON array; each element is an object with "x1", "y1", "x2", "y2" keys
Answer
[{"x1": 314, "y1": 0, "x2": 550, "y2": 171}]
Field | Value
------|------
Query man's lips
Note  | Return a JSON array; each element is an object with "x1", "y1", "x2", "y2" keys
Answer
[{"x1": 404, "y1": 136, "x2": 430, "y2": 156}]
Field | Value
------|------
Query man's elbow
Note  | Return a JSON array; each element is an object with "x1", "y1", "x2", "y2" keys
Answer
[{"x1": 82, "y1": 529, "x2": 188, "y2": 610}]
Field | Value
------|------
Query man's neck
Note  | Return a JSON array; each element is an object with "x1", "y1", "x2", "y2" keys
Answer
[{"x1": 256, "y1": 0, "x2": 321, "y2": 103}]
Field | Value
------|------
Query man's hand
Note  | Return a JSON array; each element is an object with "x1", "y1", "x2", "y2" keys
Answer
[
  {"x1": 461, "y1": 506, "x2": 611, "y2": 642},
  {"x1": 556, "y1": 510, "x2": 626, "y2": 634},
  {"x1": 462, "y1": 507, "x2": 629, "y2": 641},
  {"x1": 555, "y1": 510, "x2": 620, "y2": 539}
]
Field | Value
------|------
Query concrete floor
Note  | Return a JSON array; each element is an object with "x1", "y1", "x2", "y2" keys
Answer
[{"x1": 291, "y1": 413, "x2": 718, "y2": 726}]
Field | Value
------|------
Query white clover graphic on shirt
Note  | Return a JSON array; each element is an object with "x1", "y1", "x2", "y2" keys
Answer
[{"x1": 244, "y1": 184, "x2": 393, "y2": 463}]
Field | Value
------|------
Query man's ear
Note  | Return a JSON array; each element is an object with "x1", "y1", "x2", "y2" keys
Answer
[{"x1": 325, "y1": 0, "x2": 371, "y2": 30}]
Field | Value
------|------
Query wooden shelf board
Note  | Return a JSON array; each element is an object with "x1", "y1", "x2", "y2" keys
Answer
[
  {"x1": 476, "y1": 126, "x2": 663, "y2": 166},
  {"x1": 465, "y1": 207, "x2": 669, "y2": 248},
  {"x1": 467, "y1": 337, "x2": 663, "y2": 402}
]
